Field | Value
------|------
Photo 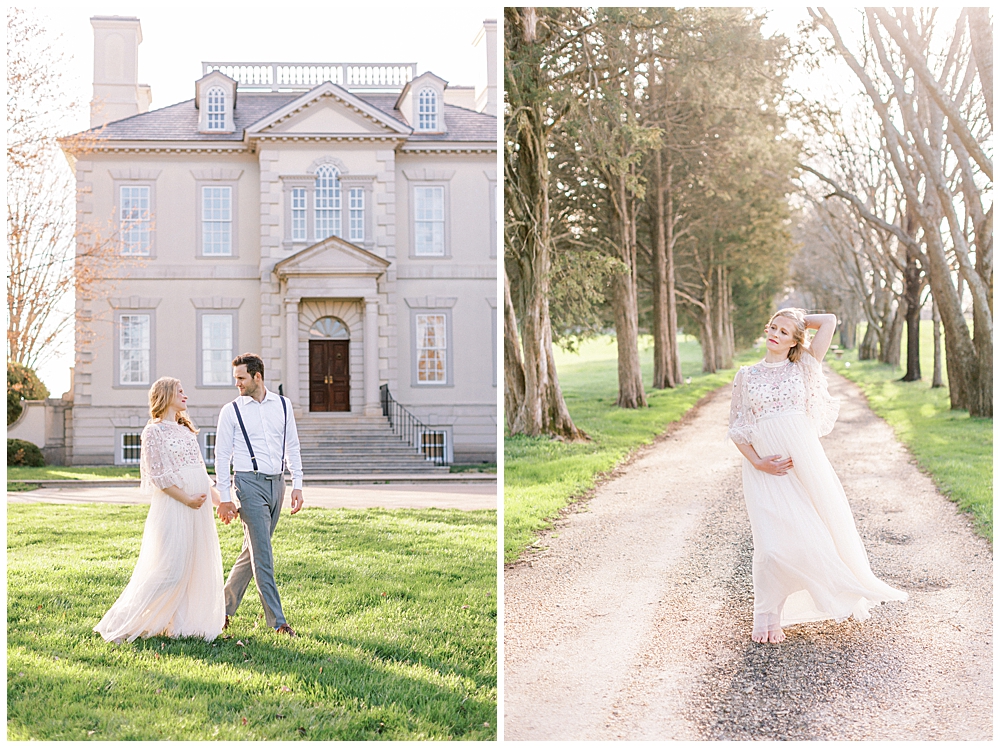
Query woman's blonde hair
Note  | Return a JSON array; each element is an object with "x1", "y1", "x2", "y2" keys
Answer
[
  {"x1": 148, "y1": 377, "x2": 198, "y2": 433},
  {"x1": 768, "y1": 308, "x2": 808, "y2": 363}
]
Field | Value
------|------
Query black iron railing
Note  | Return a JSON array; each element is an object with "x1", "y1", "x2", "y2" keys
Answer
[{"x1": 379, "y1": 384, "x2": 448, "y2": 466}]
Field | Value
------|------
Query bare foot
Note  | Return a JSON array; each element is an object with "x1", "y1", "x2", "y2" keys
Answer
[
  {"x1": 751, "y1": 631, "x2": 768, "y2": 643},
  {"x1": 767, "y1": 628, "x2": 786, "y2": 643}
]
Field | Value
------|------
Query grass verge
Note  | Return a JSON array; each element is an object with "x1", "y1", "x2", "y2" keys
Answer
[
  {"x1": 7, "y1": 466, "x2": 215, "y2": 492},
  {"x1": 828, "y1": 320, "x2": 992, "y2": 542},
  {"x1": 450, "y1": 464, "x2": 497, "y2": 474},
  {"x1": 504, "y1": 335, "x2": 759, "y2": 563},
  {"x1": 7, "y1": 504, "x2": 497, "y2": 740}
]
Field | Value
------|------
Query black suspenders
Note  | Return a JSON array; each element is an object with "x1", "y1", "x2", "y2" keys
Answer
[{"x1": 232, "y1": 395, "x2": 288, "y2": 474}]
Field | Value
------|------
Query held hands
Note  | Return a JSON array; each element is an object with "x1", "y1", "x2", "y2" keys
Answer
[
  {"x1": 217, "y1": 501, "x2": 239, "y2": 524},
  {"x1": 755, "y1": 454, "x2": 793, "y2": 476},
  {"x1": 289, "y1": 489, "x2": 304, "y2": 515}
]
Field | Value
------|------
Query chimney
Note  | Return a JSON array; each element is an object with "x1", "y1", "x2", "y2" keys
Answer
[
  {"x1": 473, "y1": 19, "x2": 497, "y2": 117},
  {"x1": 90, "y1": 16, "x2": 152, "y2": 128}
]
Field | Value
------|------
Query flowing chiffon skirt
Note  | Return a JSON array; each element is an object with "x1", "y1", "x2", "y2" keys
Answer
[
  {"x1": 742, "y1": 412, "x2": 907, "y2": 639},
  {"x1": 94, "y1": 464, "x2": 225, "y2": 643}
]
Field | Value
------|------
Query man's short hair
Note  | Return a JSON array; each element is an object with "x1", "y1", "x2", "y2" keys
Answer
[{"x1": 232, "y1": 353, "x2": 264, "y2": 380}]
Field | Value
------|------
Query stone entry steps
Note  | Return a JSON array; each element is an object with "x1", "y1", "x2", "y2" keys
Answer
[{"x1": 294, "y1": 414, "x2": 448, "y2": 474}]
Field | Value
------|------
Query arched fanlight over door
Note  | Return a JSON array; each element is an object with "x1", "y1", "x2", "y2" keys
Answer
[{"x1": 309, "y1": 316, "x2": 350, "y2": 339}]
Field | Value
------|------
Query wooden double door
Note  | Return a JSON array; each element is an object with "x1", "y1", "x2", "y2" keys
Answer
[{"x1": 309, "y1": 339, "x2": 350, "y2": 412}]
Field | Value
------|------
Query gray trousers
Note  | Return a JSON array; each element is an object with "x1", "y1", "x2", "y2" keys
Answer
[{"x1": 224, "y1": 471, "x2": 286, "y2": 628}]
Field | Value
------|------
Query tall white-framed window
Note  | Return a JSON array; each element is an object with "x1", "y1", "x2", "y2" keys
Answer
[
  {"x1": 349, "y1": 187, "x2": 364, "y2": 242},
  {"x1": 119, "y1": 314, "x2": 151, "y2": 385},
  {"x1": 291, "y1": 187, "x2": 307, "y2": 241},
  {"x1": 201, "y1": 185, "x2": 232, "y2": 256},
  {"x1": 120, "y1": 185, "x2": 151, "y2": 255},
  {"x1": 206, "y1": 86, "x2": 226, "y2": 130},
  {"x1": 121, "y1": 433, "x2": 142, "y2": 464},
  {"x1": 414, "y1": 186, "x2": 445, "y2": 256},
  {"x1": 314, "y1": 165, "x2": 341, "y2": 240},
  {"x1": 418, "y1": 88, "x2": 437, "y2": 130},
  {"x1": 415, "y1": 312, "x2": 448, "y2": 384},
  {"x1": 201, "y1": 430, "x2": 217, "y2": 466},
  {"x1": 201, "y1": 313, "x2": 233, "y2": 385}
]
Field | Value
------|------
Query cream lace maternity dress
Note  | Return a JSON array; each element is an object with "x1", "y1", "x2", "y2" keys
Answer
[
  {"x1": 728, "y1": 352, "x2": 907, "y2": 640},
  {"x1": 94, "y1": 421, "x2": 225, "y2": 643}
]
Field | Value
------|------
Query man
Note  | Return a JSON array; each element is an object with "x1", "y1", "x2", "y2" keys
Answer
[{"x1": 214, "y1": 352, "x2": 304, "y2": 637}]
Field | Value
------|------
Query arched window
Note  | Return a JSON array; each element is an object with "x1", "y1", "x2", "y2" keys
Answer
[
  {"x1": 417, "y1": 88, "x2": 437, "y2": 131},
  {"x1": 206, "y1": 86, "x2": 226, "y2": 130},
  {"x1": 314, "y1": 165, "x2": 341, "y2": 240},
  {"x1": 309, "y1": 316, "x2": 350, "y2": 339}
]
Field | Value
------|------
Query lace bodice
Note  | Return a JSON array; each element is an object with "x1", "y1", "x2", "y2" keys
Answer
[
  {"x1": 728, "y1": 351, "x2": 840, "y2": 445},
  {"x1": 139, "y1": 420, "x2": 205, "y2": 495}
]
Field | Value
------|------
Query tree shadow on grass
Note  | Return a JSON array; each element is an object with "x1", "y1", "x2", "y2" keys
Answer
[{"x1": 9, "y1": 633, "x2": 496, "y2": 740}]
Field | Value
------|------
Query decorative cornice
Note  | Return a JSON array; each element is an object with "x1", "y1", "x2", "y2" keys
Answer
[
  {"x1": 400, "y1": 142, "x2": 497, "y2": 154},
  {"x1": 87, "y1": 144, "x2": 249, "y2": 154},
  {"x1": 251, "y1": 133, "x2": 406, "y2": 142},
  {"x1": 265, "y1": 90, "x2": 395, "y2": 132},
  {"x1": 245, "y1": 82, "x2": 412, "y2": 136}
]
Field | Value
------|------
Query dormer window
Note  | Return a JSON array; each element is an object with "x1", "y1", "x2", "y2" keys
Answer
[
  {"x1": 418, "y1": 88, "x2": 437, "y2": 130},
  {"x1": 195, "y1": 70, "x2": 236, "y2": 133},
  {"x1": 206, "y1": 87, "x2": 226, "y2": 130}
]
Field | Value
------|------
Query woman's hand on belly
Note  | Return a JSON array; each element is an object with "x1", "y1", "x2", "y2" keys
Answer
[
  {"x1": 734, "y1": 440, "x2": 793, "y2": 476},
  {"x1": 754, "y1": 454, "x2": 794, "y2": 476}
]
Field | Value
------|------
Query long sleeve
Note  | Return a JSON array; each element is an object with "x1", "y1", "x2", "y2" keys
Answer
[
  {"x1": 139, "y1": 423, "x2": 191, "y2": 495},
  {"x1": 799, "y1": 351, "x2": 840, "y2": 437},
  {"x1": 214, "y1": 404, "x2": 237, "y2": 501},
  {"x1": 727, "y1": 367, "x2": 756, "y2": 445},
  {"x1": 283, "y1": 397, "x2": 303, "y2": 489}
]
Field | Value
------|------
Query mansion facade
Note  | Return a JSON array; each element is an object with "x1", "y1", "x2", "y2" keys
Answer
[{"x1": 55, "y1": 16, "x2": 498, "y2": 469}]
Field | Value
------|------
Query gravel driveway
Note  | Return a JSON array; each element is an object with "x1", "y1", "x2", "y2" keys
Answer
[{"x1": 503, "y1": 369, "x2": 992, "y2": 740}]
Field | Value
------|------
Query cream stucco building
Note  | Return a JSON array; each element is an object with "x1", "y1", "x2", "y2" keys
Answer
[{"x1": 55, "y1": 16, "x2": 498, "y2": 472}]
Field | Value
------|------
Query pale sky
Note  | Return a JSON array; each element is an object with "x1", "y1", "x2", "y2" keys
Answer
[
  {"x1": 16, "y1": 3, "x2": 880, "y2": 395},
  {"x1": 17, "y1": 1, "x2": 497, "y2": 395}
]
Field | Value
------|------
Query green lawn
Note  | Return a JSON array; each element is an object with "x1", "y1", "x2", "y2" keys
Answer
[
  {"x1": 6, "y1": 466, "x2": 219, "y2": 493},
  {"x1": 828, "y1": 320, "x2": 992, "y2": 542},
  {"x1": 7, "y1": 466, "x2": 142, "y2": 481},
  {"x1": 504, "y1": 335, "x2": 760, "y2": 562},
  {"x1": 7, "y1": 504, "x2": 497, "y2": 740}
]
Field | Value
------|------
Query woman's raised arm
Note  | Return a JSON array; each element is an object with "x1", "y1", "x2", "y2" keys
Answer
[{"x1": 804, "y1": 313, "x2": 837, "y2": 362}]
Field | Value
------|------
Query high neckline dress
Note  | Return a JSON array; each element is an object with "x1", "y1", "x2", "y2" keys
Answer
[
  {"x1": 94, "y1": 421, "x2": 225, "y2": 643},
  {"x1": 728, "y1": 353, "x2": 908, "y2": 639}
]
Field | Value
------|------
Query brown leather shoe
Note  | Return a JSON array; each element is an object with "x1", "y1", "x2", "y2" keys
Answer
[
  {"x1": 223, "y1": 615, "x2": 230, "y2": 630},
  {"x1": 275, "y1": 623, "x2": 296, "y2": 637}
]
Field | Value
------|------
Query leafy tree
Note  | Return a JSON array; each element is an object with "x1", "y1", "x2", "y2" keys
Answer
[{"x1": 8, "y1": 361, "x2": 49, "y2": 424}]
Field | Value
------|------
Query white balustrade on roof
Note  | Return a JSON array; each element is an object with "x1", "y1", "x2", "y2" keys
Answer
[{"x1": 202, "y1": 62, "x2": 417, "y2": 92}]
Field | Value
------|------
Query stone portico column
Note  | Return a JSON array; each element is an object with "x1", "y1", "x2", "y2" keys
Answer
[
  {"x1": 284, "y1": 298, "x2": 299, "y2": 407},
  {"x1": 363, "y1": 297, "x2": 380, "y2": 415}
]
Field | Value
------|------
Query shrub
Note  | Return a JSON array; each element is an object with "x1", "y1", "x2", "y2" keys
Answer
[
  {"x1": 8, "y1": 438, "x2": 45, "y2": 467},
  {"x1": 7, "y1": 362, "x2": 49, "y2": 425}
]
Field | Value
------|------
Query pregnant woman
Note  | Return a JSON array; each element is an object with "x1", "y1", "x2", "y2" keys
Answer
[
  {"x1": 94, "y1": 377, "x2": 226, "y2": 643},
  {"x1": 728, "y1": 308, "x2": 907, "y2": 643}
]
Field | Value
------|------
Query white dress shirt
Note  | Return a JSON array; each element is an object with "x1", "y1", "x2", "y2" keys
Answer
[{"x1": 214, "y1": 388, "x2": 303, "y2": 500}]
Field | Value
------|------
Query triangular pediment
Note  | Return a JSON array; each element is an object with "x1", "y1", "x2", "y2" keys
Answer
[
  {"x1": 274, "y1": 234, "x2": 390, "y2": 278},
  {"x1": 246, "y1": 82, "x2": 411, "y2": 137}
]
